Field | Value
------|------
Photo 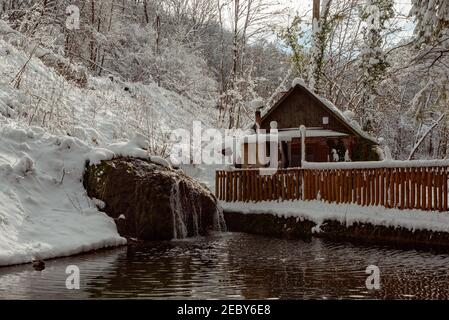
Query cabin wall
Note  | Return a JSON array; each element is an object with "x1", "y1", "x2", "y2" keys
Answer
[
  {"x1": 257, "y1": 86, "x2": 379, "y2": 162},
  {"x1": 260, "y1": 89, "x2": 351, "y2": 134}
]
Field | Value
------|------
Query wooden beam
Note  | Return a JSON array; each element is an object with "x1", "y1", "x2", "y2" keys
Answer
[{"x1": 313, "y1": 0, "x2": 320, "y2": 23}]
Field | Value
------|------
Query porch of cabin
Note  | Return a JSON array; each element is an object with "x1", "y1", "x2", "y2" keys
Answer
[{"x1": 239, "y1": 127, "x2": 355, "y2": 169}]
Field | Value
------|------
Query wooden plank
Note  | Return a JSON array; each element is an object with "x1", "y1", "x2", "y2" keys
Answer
[
  {"x1": 292, "y1": 172, "x2": 296, "y2": 200},
  {"x1": 234, "y1": 171, "x2": 238, "y2": 202},
  {"x1": 427, "y1": 168, "x2": 432, "y2": 211},
  {"x1": 230, "y1": 171, "x2": 233, "y2": 202},
  {"x1": 295, "y1": 170, "x2": 300, "y2": 200},
  {"x1": 433, "y1": 168, "x2": 438, "y2": 211},
  {"x1": 410, "y1": 168, "x2": 415, "y2": 209},
  {"x1": 421, "y1": 167, "x2": 426, "y2": 209},
  {"x1": 245, "y1": 170, "x2": 250, "y2": 203},
  {"x1": 251, "y1": 170, "x2": 256, "y2": 202},
  {"x1": 380, "y1": 169, "x2": 385, "y2": 207},
  {"x1": 239, "y1": 171, "x2": 243, "y2": 201},
  {"x1": 406, "y1": 168, "x2": 410, "y2": 209},
  {"x1": 263, "y1": 173, "x2": 267, "y2": 202},
  {"x1": 373, "y1": 169, "x2": 380, "y2": 206},
  {"x1": 402, "y1": 168, "x2": 407, "y2": 208},
  {"x1": 225, "y1": 171, "x2": 229, "y2": 202},
  {"x1": 334, "y1": 170, "x2": 339, "y2": 204},
  {"x1": 433, "y1": 167, "x2": 438, "y2": 211},
  {"x1": 281, "y1": 173, "x2": 286, "y2": 201},
  {"x1": 223, "y1": 171, "x2": 226, "y2": 201},
  {"x1": 416, "y1": 168, "x2": 421, "y2": 209},
  {"x1": 400, "y1": 168, "x2": 405, "y2": 210},
  {"x1": 276, "y1": 173, "x2": 281, "y2": 201},
  {"x1": 443, "y1": 168, "x2": 449, "y2": 211},
  {"x1": 390, "y1": 168, "x2": 395, "y2": 208},
  {"x1": 360, "y1": 170, "x2": 368, "y2": 206},
  {"x1": 342, "y1": 170, "x2": 347, "y2": 203},
  {"x1": 438, "y1": 168, "x2": 443, "y2": 212},
  {"x1": 233, "y1": 171, "x2": 237, "y2": 202},
  {"x1": 253, "y1": 171, "x2": 258, "y2": 202},
  {"x1": 421, "y1": 168, "x2": 427, "y2": 210},
  {"x1": 366, "y1": 170, "x2": 372, "y2": 206},
  {"x1": 286, "y1": 172, "x2": 292, "y2": 200},
  {"x1": 215, "y1": 171, "x2": 219, "y2": 199},
  {"x1": 272, "y1": 172, "x2": 279, "y2": 201},
  {"x1": 384, "y1": 169, "x2": 389, "y2": 208}
]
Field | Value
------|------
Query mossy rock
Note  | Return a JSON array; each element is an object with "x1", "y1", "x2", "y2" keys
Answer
[{"x1": 83, "y1": 157, "x2": 225, "y2": 240}]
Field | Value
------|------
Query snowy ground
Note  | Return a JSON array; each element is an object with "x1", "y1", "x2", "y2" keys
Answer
[
  {"x1": 0, "y1": 20, "x2": 218, "y2": 147},
  {"x1": 0, "y1": 20, "x2": 221, "y2": 267},
  {"x1": 0, "y1": 123, "x2": 129, "y2": 267},
  {"x1": 222, "y1": 200, "x2": 449, "y2": 234}
]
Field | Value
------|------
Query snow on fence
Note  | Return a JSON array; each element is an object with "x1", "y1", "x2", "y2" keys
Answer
[{"x1": 216, "y1": 166, "x2": 449, "y2": 212}]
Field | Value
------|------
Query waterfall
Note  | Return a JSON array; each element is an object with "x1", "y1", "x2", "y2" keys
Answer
[
  {"x1": 214, "y1": 206, "x2": 227, "y2": 232},
  {"x1": 190, "y1": 193, "x2": 200, "y2": 236},
  {"x1": 170, "y1": 180, "x2": 188, "y2": 239},
  {"x1": 170, "y1": 179, "x2": 227, "y2": 239}
]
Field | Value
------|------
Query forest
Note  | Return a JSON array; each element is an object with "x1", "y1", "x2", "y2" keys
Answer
[{"x1": 0, "y1": 0, "x2": 448, "y2": 160}]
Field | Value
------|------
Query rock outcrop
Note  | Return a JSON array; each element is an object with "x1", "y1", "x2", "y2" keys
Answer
[{"x1": 84, "y1": 157, "x2": 226, "y2": 240}]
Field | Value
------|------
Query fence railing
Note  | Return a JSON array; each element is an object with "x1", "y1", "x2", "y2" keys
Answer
[
  {"x1": 216, "y1": 166, "x2": 449, "y2": 212},
  {"x1": 216, "y1": 169, "x2": 303, "y2": 203}
]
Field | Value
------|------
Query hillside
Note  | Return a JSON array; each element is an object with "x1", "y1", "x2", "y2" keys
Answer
[{"x1": 0, "y1": 19, "x2": 219, "y2": 266}]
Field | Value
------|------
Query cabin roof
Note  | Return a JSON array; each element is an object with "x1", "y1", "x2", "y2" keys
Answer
[{"x1": 255, "y1": 83, "x2": 378, "y2": 144}]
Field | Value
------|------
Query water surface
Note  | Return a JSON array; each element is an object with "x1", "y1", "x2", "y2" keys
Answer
[{"x1": 1, "y1": 233, "x2": 449, "y2": 299}]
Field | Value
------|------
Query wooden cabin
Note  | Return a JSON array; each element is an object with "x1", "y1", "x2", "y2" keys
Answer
[{"x1": 240, "y1": 82, "x2": 380, "y2": 168}]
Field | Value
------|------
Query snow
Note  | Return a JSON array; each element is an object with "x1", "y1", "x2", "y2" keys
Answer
[
  {"x1": 250, "y1": 98, "x2": 264, "y2": 110},
  {"x1": 222, "y1": 200, "x2": 449, "y2": 233},
  {"x1": 0, "y1": 124, "x2": 127, "y2": 267},
  {"x1": 0, "y1": 20, "x2": 218, "y2": 147},
  {"x1": 0, "y1": 113, "x2": 180, "y2": 266},
  {"x1": 291, "y1": 77, "x2": 306, "y2": 88},
  {"x1": 12, "y1": 155, "x2": 34, "y2": 175},
  {"x1": 150, "y1": 156, "x2": 172, "y2": 169},
  {"x1": 343, "y1": 110, "x2": 356, "y2": 120},
  {"x1": 302, "y1": 159, "x2": 449, "y2": 170}
]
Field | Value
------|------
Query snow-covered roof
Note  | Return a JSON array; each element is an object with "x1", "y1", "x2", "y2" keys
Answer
[{"x1": 258, "y1": 83, "x2": 378, "y2": 144}]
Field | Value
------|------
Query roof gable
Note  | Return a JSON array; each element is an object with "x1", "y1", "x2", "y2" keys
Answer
[{"x1": 259, "y1": 84, "x2": 378, "y2": 144}]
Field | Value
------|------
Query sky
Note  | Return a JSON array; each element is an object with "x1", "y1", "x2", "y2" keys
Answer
[
  {"x1": 282, "y1": 0, "x2": 412, "y2": 16},
  {"x1": 271, "y1": 0, "x2": 415, "y2": 42}
]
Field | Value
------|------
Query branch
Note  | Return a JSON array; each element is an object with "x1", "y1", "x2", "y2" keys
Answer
[{"x1": 408, "y1": 113, "x2": 446, "y2": 160}]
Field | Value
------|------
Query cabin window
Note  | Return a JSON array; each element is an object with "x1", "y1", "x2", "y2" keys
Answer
[{"x1": 322, "y1": 117, "x2": 329, "y2": 125}]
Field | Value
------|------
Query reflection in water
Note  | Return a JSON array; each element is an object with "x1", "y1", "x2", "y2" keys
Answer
[{"x1": 1, "y1": 233, "x2": 449, "y2": 299}]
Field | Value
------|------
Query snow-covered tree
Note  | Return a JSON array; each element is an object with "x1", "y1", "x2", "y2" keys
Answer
[
  {"x1": 358, "y1": 0, "x2": 394, "y2": 133},
  {"x1": 308, "y1": 0, "x2": 333, "y2": 95},
  {"x1": 410, "y1": 0, "x2": 449, "y2": 46}
]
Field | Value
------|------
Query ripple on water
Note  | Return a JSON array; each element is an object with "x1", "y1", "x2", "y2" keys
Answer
[{"x1": 1, "y1": 233, "x2": 449, "y2": 299}]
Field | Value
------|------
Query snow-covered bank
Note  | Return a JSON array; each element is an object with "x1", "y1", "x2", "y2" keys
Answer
[
  {"x1": 221, "y1": 200, "x2": 449, "y2": 234},
  {"x1": 0, "y1": 18, "x2": 221, "y2": 267},
  {"x1": 0, "y1": 123, "x2": 128, "y2": 267}
]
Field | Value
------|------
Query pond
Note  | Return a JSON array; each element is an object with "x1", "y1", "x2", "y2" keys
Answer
[{"x1": 1, "y1": 232, "x2": 449, "y2": 299}]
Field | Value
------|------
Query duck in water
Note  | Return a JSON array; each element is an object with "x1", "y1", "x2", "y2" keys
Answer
[{"x1": 32, "y1": 258, "x2": 45, "y2": 271}]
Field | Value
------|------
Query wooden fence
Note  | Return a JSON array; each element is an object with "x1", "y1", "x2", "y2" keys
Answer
[{"x1": 216, "y1": 166, "x2": 449, "y2": 212}]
